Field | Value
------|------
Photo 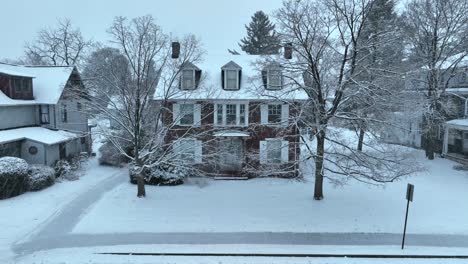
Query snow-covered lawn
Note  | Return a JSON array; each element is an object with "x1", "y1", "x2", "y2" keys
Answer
[
  {"x1": 0, "y1": 159, "x2": 121, "y2": 263},
  {"x1": 15, "y1": 245, "x2": 468, "y2": 264},
  {"x1": 73, "y1": 150, "x2": 468, "y2": 235}
]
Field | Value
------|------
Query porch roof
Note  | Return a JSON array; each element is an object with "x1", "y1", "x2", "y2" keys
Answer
[
  {"x1": 0, "y1": 127, "x2": 81, "y2": 145},
  {"x1": 213, "y1": 130, "x2": 250, "y2": 137},
  {"x1": 446, "y1": 119, "x2": 468, "y2": 131}
]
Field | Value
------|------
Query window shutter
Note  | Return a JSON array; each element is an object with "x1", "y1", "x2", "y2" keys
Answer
[
  {"x1": 195, "y1": 140, "x2": 203, "y2": 163},
  {"x1": 260, "y1": 104, "x2": 268, "y2": 124},
  {"x1": 238, "y1": 70, "x2": 242, "y2": 89},
  {"x1": 281, "y1": 104, "x2": 289, "y2": 127},
  {"x1": 281, "y1": 140, "x2": 289, "y2": 163},
  {"x1": 195, "y1": 70, "x2": 202, "y2": 88},
  {"x1": 259, "y1": 140, "x2": 267, "y2": 164},
  {"x1": 261, "y1": 70, "x2": 268, "y2": 89},
  {"x1": 194, "y1": 104, "x2": 202, "y2": 127},
  {"x1": 221, "y1": 70, "x2": 225, "y2": 89},
  {"x1": 173, "y1": 103, "x2": 180, "y2": 125}
]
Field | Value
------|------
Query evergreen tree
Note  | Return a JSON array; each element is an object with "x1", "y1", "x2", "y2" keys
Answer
[{"x1": 239, "y1": 11, "x2": 280, "y2": 55}]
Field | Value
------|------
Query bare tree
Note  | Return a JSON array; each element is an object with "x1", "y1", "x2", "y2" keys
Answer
[
  {"x1": 25, "y1": 18, "x2": 93, "y2": 66},
  {"x1": 401, "y1": 0, "x2": 468, "y2": 160},
  {"x1": 83, "y1": 15, "x2": 203, "y2": 197},
  {"x1": 275, "y1": 0, "x2": 417, "y2": 200}
]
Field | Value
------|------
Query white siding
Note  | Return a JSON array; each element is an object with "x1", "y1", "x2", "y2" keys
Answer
[
  {"x1": 0, "y1": 105, "x2": 36, "y2": 130},
  {"x1": 21, "y1": 140, "x2": 45, "y2": 165}
]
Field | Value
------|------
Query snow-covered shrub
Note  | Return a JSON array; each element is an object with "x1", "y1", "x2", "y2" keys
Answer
[
  {"x1": 54, "y1": 160, "x2": 72, "y2": 178},
  {"x1": 0, "y1": 157, "x2": 29, "y2": 199},
  {"x1": 28, "y1": 165, "x2": 55, "y2": 191},
  {"x1": 54, "y1": 160, "x2": 80, "y2": 180},
  {"x1": 98, "y1": 141, "x2": 131, "y2": 167},
  {"x1": 128, "y1": 162, "x2": 188, "y2": 186}
]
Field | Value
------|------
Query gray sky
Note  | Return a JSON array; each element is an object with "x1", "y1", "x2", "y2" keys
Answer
[{"x1": 0, "y1": 0, "x2": 283, "y2": 60}]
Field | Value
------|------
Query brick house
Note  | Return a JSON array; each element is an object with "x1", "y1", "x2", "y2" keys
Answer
[
  {"x1": 0, "y1": 63, "x2": 91, "y2": 166},
  {"x1": 154, "y1": 51, "x2": 307, "y2": 178}
]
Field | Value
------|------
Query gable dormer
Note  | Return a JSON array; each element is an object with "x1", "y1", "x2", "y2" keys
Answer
[
  {"x1": 221, "y1": 61, "x2": 242, "y2": 90},
  {"x1": 0, "y1": 73, "x2": 34, "y2": 100},
  {"x1": 179, "y1": 62, "x2": 201, "y2": 90},
  {"x1": 262, "y1": 63, "x2": 283, "y2": 90}
]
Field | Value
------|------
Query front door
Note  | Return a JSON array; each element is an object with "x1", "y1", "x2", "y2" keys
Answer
[
  {"x1": 59, "y1": 143, "x2": 66, "y2": 160},
  {"x1": 219, "y1": 138, "x2": 244, "y2": 172}
]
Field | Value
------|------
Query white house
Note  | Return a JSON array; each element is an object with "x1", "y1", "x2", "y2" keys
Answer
[{"x1": 0, "y1": 63, "x2": 91, "y2": 166}]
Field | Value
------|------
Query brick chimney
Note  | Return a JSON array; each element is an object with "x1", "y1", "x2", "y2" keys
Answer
[
  {"x1": 171, "y1": 42, "x2": 180, "y2": 59},
  {"x1": 284, "y1": 43, "x2": 293, "y2": 60}
]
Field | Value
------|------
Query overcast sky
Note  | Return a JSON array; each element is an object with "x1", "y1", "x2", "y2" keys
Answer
[{"x1": 0, "y1": 0, "x2": 283, "y2": 61}]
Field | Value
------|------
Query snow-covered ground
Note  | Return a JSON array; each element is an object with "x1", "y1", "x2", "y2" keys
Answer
[
  {"x1": 72, "y1": 150, "x2": 468, "y2": 235},
  {"x1": 0, "y1": 159, "x2": 121, "y2": 263}
]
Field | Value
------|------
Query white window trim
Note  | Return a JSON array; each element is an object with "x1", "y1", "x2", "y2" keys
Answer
[
  {"x1": 266, "y1": 68, "x2": 282, "y2": 90},
  {"x1": 261, "y1": 103, "x2": 289, "y2": 127},
  {"x1": 214, "y1": 102, "x2": 249, "y2": 127},
  {"x1": 224, "y1": 69, "x2": 239, "y2": 90},
  {"x1": 181, "y1": 69, "x2": 196, "y2": 90},
  {"x1": 173, "y1": 103, "x2": 201, "y2": 127},
  {"x1": 260, "y1": 138, "x2": 289, "y2": 164}
]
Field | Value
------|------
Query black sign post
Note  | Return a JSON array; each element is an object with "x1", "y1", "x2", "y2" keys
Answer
[{"x1": 402, "y1": 183, "x2": 414, "y2": 250}]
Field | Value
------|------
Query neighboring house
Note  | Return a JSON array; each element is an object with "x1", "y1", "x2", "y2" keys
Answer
[
  {"x1": 381, "y1": 62, "x2": 468, "y2": 162},
  {"x1": 154, "y1": 50, "x2": 307, "y2": 178},
  {"x1": 0, "y1": 63, "x2": 91, "y2": 166}
]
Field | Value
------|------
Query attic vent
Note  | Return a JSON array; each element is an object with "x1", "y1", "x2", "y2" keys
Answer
[
  {"x1": 172, "y1": 42, "x2": 180, "y2": 59},
  {"x1": 284, "y1": 43, "x2": 293, "y2": 60}
]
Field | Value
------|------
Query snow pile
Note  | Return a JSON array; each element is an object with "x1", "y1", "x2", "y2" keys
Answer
[
  {"x1": 0, "y1": 157, "x2": 29, "y2": 199},
  {"x1": 28, "y1": 165, "x2": 55, "y2": 191}
]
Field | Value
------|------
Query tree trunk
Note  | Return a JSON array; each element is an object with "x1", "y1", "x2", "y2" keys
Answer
[
  {"x1": 137, "y1": 175, "x2": 146, "y2": 197},
  {"x1": 314, "y1": 130, "x2": 325, "y2": 200},
  {"x1": 357, "y1": 127, "x2": 365, "y2": 151}
]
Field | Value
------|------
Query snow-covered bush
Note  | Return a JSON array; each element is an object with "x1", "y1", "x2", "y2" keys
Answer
[
  {"x1": 28, "y1": 165, "x2": 55, "y2": 191},
  {"x1": 128, "y1": 162, "x2": 188, "y2": 186},
  {"x1": 0, "y1": 157, "x2": 29, "y2": 199},
  {"x1": 98, "y1": 140, "x2": 131, "y2": 167},
  {"x1": 54, "y1": 159, "x2": 80, "y2": 180}
]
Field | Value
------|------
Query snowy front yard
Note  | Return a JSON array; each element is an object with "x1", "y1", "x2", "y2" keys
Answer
[{"x1": 73, "y1": 150, "x2": 468, "y2": 235}]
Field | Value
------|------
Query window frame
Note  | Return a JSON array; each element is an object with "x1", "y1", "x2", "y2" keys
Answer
[
  {"x1": 267, "y1": 68, "x2": 282, "y2": 90},
  {"x1": 214, "y1": 102, "x2": 249, "y2": 127},
  {"x1": 267, "y1": 104, "x2": 282, "y2": 124},
  {"x1": 39, "y1": 105, "x2": 50, "y2": 124},
  {"x1": 61, "y1": 103, "x2": 68, "y2": 123},
  {"x1": 181, "y1": 69, "x2": 196, "y2": 90},
  {"x1": 224, "y1": 69, "x2": 239, "y2": 90},
  {"x1": 179, "y1": 103, "x2": 195, "y2": 126}
]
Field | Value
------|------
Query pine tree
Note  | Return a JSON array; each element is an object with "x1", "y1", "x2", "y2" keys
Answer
[{"x1": 239, "y1": 11, "x2": 280, "y2": 55}]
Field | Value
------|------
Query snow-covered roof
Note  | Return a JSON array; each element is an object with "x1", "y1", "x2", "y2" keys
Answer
[
  {"x1": 0, "y1": 63, "x2": 75, "y2": 106},
  {"x1": 446, "y1": 119, "x2": 468, "y2": 130},
  {"x1": 0, "y1": 127, "x2": 81, "y2": 145},
  {"x1": 446, "y1": 88, "x2": 468, "y2": 94},
  {"x1": 213, "y1": 130, "x2": 250, "y2": 137},
  {"x1": 154, "y1": 51, "x2": 308, "y2": 101}
]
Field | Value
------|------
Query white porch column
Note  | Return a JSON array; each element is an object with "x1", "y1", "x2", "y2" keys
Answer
[{"x1": 442, "y1": 125, "x2": 449, "y2": 155}]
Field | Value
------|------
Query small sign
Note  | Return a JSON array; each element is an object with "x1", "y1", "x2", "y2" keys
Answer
[{"x1": 406, "y1": 184, "x2": 414, "y2": 202}]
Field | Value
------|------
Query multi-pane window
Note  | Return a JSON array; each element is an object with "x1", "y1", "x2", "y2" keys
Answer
[
  {"x1": 181, "y1": 70, "x2": 195, "y2": 90},
  {"x1": 268, "y1": 104, "x2": 282, "y2": 124},
  {"x1": 239, "y1": 104, "x2": 246, "y2": 126},
  {"x1": 179, "y1": 104, "x2": 194, "y2": 125},
  {"x1": 217, "y1": 104, "x2": 223, "y2": 125},
  {"x1": 225, "y1": 70, "x2": 238, "y2": 90},
  {"x1": 226, "y1": 104, "x2": 237, "y2": 125},
  {"x1": 40, "y1": 105, "x2": 50, "y2": 124},
  {"x1": 215, "y1": 103, "x2": 248, "y2": 126},
  {"x1": 267, "y1": 69, "x2": 282, "y2": 89},
  {"x1": 61, "y1": 103, "x2": 68, "y2": 123},
  {"x1": 266, "y1": 140, "x2": 282, "y2": 164}
]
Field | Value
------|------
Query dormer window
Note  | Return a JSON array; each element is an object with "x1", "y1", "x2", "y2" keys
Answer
[
  {"x1": 181, "y1": 69, "x2": 195, "y2": 90},
  {"x1": 221, "y1": 61, "x2": 242, "y2": 90},
  {"x1": 225, "y1": 70, "x2": 239, "y2": 90},
  {"x1": 267, "y1": 69, "x2": 282, "y2": 89}
]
